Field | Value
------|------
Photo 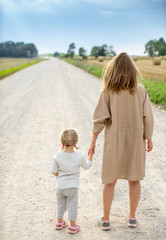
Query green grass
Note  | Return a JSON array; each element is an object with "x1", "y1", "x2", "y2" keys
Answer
[
  {"x1": 142, "y1": 78, "x2": 166, "y2": 107},
  {"x1": 64, "y1": 58, "x2": 103, "y2": 78},
  {"x1": 0, "y1": 58, "x2": 44, "y2": 79},
  {"x1": 64, "y1": 58, "x2": 166, "y2": 108}
]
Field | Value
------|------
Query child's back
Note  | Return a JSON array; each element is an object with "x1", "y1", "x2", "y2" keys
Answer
[
  {"x1": 52, "y1": 129, "x2": 92, "y2": 234},
  {"x1": 53, "y1": 151, "x2": 91, "y2": 189}
]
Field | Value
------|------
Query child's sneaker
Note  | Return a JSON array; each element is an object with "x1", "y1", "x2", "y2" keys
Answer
[
  {"x1": 97, "y1": 217, "x2": 111, "y2": 231},
  {"x1": 128, "y1": 218, "x2": 137, "y2": 228}
]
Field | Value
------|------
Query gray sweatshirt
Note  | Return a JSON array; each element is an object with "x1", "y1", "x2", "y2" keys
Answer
[{"x1": 51, "y1": 151, "x2": 92, "y2": 189}]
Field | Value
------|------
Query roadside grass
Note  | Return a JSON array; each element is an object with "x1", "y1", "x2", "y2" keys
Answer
[
  {"x1": 64, "y1": 58, "x2": 103, "y2": 78},
  {"x1": 142, "y1": 78, "x2": 166, "y2": 108},
  {"x1": 0, "y1": 58, "x2": 45, "y2": 79},
  {"x1": 63, "y1": 58, "x2": 166, "y2": 108}
]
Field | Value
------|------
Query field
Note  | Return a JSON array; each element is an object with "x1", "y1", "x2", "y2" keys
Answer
[
  {"x1": 64, "y1": 58, "x2": 166, "y2": 108},
  {"x1": 0, "y1": 58, "x2": 44, "y2": 79},
  {"x1": 86, "y1": 59, "x2": 166, "y2": 81}
]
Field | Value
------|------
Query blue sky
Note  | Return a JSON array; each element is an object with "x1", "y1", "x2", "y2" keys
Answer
[{"x1": 0, "y1": 0, "x2": 166, "y2": 55}]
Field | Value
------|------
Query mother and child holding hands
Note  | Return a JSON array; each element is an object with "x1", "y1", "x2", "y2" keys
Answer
[{"x1": 51, "y1": 52, "x2": 154, "y2": 234}]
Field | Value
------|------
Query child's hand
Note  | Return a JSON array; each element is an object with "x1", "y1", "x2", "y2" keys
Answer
[
  {"x1": 52, "y1": 172, "x2": 58, "y2": 176},
  {"x1": 146, "y1": 138, "x2": 153, "y2": 152}
]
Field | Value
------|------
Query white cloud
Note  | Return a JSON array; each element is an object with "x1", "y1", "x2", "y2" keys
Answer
[
  {"x1": 82, "y1": 0, "x2": 133, "y2": 7},
  {"x1": 99, "y1": 10, "x2": 115, "y2": 16},
  {"x1": 0, "y1": 0, "x2": 17, "y2": 6},
  {"x1": 0, "y1": 0, "x2": 63, "y2": 14}
]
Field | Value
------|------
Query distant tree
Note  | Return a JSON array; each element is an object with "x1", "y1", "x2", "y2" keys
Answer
[
  {"x1": 79, "y1": 47, "x2": 86, "y2": 59},
  {"x1": 144, "y1": 37, "x2": 166, "y2": 57},
  {"x1": 90, "y1": 44, "x2": 116, "y2": 58},
  {"x1": 90, "y1": 46, "x2": 100, "y2": 58},
  {"x1": 99, "y1": 44, "x2": 108, "y2": 56},
  {"x1": 144, "y1": 40, "x2": 157, "y2": 57},
  {"x1": 107, "y1": 45, "x2": 116, "y2": 56},
  {"x1": 67, "y1": 43, "x2": 75, "y2": 58},
  {"x1": 158, "y1": 46, "x2": 166, "y2": 56},
  {"x1": 0, "y1": 41, "x2": 38, "y2": 57},
  {"x1": 54, "y1": 52, "x2": 59, "y2": 57},
  {"x1": 156, "y1": 37, "x2": 166, "y2": 56}
]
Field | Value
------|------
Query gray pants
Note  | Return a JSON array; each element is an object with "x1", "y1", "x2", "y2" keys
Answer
[{"x1": 56, "y1": 188, "x2": 78, "y2": 221}]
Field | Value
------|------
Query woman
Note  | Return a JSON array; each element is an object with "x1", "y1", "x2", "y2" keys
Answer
[{"x1": 88, "y1": 52, "x2": 154, "y2": 230}]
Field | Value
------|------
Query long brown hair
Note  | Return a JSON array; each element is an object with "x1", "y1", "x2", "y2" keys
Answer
[{"x1": 103, "y1": 52, "x2": 140, "y2": 94}]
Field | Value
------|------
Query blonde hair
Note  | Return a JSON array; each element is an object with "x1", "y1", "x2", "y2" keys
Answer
[
  {"x1": 61, "y1": 129, "x2": 79, "y2": 149},
  {"x1": 103, "y1": 52, "x2": 140, "y2": 94}
]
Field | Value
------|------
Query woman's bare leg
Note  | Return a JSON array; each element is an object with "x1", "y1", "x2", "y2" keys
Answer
[
  {"x1": 103, "y1": 180, "x2": 117, "y2": 221},
  {"x1": 128, "y1": 181, "x2": 141, "y2": 218}
]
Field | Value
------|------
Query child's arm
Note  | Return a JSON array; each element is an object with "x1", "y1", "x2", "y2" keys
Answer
[
  {"x1": 81, "y1": 154, "x2": 92, "y2": 170},
  {"x1": 51, "y1": 154, "x2": 59, "y2": 176}
]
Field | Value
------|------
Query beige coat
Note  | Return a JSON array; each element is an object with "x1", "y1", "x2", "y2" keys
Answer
[{"x1": 93, "y1": 84, "x2": 154, "y2": 184}]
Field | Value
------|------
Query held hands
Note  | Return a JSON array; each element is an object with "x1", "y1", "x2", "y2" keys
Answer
[
  {"x1": 88, "y1": 152, "x2": 93, "y2": 161},
  {"x1": 146, "y1": 138, "x2": 153, "y2": 152},
  {"x1": 88, "y1": 132, "x2": 99, "y2": 157},
  {"x1": 88, "y1": 142, "x2": 95, "y2": 156}
]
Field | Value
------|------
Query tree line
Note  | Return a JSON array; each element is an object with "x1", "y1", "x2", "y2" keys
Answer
[
  {"x1": 54, "y1": 43, "x2": 116, "y2": 59},
  {"x1": 0, "y1": 41, "x2": 38, "y2": 58},
  {"x1": 55, "y1": 37, "x2": 166, "y2": 58},
  {"x1": 144, "y1": 37, "x2": 166, "y2": 57}
]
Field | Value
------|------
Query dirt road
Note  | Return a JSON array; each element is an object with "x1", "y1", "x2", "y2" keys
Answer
[{"x1": 0, "y1": 58, "x2": 166, "y2": 240}]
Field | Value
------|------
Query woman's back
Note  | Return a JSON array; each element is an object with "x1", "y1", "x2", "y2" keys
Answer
[{"x1": 109, "y1": 83, "x2": 146, "y2": 130}]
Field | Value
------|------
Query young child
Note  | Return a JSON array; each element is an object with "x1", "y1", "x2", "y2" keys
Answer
[
  {"x1": 88, "y1": 52, "x2": 154, "y2": 230},
  {"x1": 52, "y1": 129, "x2": 92, "y2": 234}
]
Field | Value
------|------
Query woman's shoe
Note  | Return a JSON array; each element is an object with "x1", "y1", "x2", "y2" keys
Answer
[
  {"x1": 97, "y1": 217, "x2": 111, "y2": 231},
  {"x1": 128, "y1": 218, "x2": 137, "y2": 228}
]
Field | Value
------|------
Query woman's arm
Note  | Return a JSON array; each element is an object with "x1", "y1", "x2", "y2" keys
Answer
[
  {"x1": 89, "y1": 91, "x2": 111, "y2": 156},
  {"x1": 88, "y1": 132, "x2": 99, "y2": 156},
  {"x1": 143, "y1": 88, "x2": 154, "y2": 139}
]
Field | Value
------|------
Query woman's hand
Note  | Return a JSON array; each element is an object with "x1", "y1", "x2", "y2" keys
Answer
[
  {"x1": 88, "y1": 132, "x2": 99, "y2": 156},
  {"x1": 146, "y1": 138, "x2": 153, "y2": 152},
  {"x1": 88, "y1": 143, "x2": 96, "y2": 156}
]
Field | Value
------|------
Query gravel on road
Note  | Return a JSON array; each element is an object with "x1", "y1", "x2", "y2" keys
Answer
[{"x1": 0, "y1": 58, "x2": 166, "y2": 240}]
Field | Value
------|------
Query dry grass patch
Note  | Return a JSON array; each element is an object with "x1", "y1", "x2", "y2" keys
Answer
[{"x1": 87, "y1": 59, "x2": 166, "y2": 81}]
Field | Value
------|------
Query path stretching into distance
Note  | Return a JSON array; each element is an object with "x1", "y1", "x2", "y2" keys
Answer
[{"x1": 0, "y1": 58, "x2": 166, "y2": 240}]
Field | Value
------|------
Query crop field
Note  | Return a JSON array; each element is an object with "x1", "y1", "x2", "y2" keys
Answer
[
  {"x1": 86, "y1": 59, "x2": 166, "y2": 81},
  {"x1": 0, "y1": 58, "x2": 41, "y2": 71},
  {"x1": 0, "y1": 58, "x2": 44, "y2": 79},
  {"x1": 65, "y1": 58, "x2": 166, "y2": 108}
]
